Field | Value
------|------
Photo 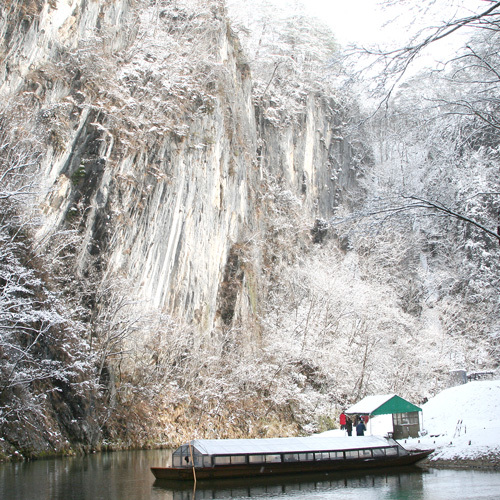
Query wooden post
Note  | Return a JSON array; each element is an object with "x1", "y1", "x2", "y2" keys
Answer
[{"x1": 188, "y1": 441, "x2": 197, "y2": 485}]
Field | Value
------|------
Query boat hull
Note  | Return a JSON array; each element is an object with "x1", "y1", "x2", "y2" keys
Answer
[{"x1": 151, "y1": 449, "x2": 433, "y2": 481}]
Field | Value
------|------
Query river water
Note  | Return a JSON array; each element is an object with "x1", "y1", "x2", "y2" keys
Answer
[{"x1": 1, "y1": 449, "x2": 500, "y2": 500}]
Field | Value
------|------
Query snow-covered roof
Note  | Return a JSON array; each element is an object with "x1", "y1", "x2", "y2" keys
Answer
[
  {"x1": 346, "y1": 394, "x2": 421, "y2": 415},
  {"x1": 346, "y1": 394, "x2": 396, "y2": 414},
  {"x1": 182, "y1": 436, "x2": 393, "y2": 456}
]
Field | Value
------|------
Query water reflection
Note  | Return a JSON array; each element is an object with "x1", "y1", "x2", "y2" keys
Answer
[
  {"x1": 2, "y1": 449, "x2": 500, "y2": 500},
  {"x1": 152, "y1": 467, "x2": 426, "y2": 500},
  {"x1": 0, "y1": 449, "x2": 168, "y2": 500}
]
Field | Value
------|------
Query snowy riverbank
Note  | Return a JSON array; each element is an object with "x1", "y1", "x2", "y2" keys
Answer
[
  {"x1": 404, "y1": 379, "x2": 500, "y2": 469},
  {"x1": 320, "y1": 380, "x2": 500, "y2": 470}
]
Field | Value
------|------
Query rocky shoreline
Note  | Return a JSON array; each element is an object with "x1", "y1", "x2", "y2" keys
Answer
[{"x1": 420, "y1": 453, "x2": 500, "y2": 471}]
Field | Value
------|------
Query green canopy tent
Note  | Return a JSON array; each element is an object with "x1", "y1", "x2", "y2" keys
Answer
[{"x1": 346, "y1": 395, "x2": 422, "y2": 439}]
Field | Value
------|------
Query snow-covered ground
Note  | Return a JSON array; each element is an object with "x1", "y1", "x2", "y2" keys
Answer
[
  {"x1": 320, "y1": 380, "x2": 500, "y2": 463},
  {"x1": 405, "y1": 379, "x2": 500, "y2": 462}
]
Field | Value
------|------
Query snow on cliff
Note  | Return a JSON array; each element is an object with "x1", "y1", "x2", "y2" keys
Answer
[{"x1": 406, "y1": 380, "x2": 500, "y2": 461}]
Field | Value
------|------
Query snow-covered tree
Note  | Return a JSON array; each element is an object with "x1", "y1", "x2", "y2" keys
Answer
[
  {"x1": 337, "y1": 1, "x2": 500, "y2": 372},
  {"x1": 0, "y1": 121, "x2": 100, "y2": 454},
  {"x1": 228, "y1": 0, "x2": 340, "y2": 112}
]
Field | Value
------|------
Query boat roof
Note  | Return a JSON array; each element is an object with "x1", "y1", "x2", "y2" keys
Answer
[{"x1": 184, "y1": 436, "x2": 395, "y2": 456}]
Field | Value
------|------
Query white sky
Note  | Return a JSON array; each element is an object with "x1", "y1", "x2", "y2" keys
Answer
[
  {"x1": 227, "y1": 0, "x2": 492, "y2": 71},
  {"x1": 298, "y1": 0, "x2": 490, "y2": 67},
  {"x1": 301, "y1": 0, "x2": 387, "y2": 46},
  {"x1": 264, "y1": 0, "x2": 487, "y2": 49}
]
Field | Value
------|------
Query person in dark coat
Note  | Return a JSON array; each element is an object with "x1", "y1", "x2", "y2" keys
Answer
[
  {"x1": 356, "y1": 418, "x2": 366, "y2": 436},
  {"x1": 345, "y1": 417, "x2": 353, "y2": 436}
]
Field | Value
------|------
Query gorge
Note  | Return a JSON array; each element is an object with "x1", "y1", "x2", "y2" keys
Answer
[{"x1": 1, "y1": 0, "x2": 498, "y2": 459}]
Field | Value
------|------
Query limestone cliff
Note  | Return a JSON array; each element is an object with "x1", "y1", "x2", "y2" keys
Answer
[
  {"x1": 0, "y1": 0, "x2": 367, "y2": 455},
  {"x1": 2, "y1": 0, "x2": 364, "y2": 327}
]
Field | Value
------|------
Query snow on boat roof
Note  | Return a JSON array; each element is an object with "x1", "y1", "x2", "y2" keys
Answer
[{"x1": 186, "y1": 436, "x2": 394, "y2": 456}]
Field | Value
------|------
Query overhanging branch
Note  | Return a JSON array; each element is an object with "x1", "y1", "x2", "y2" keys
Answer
[{"x1": 330, "y1": 194, "x2": 500, "y2": 245}]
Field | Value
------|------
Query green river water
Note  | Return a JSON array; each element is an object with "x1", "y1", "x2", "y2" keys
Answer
[{"x1": 1, "y1": 449, "x2": 500, "y2": 499}]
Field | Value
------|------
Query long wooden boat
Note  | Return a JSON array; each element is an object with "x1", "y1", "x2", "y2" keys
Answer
[{"x1": 151, "y1": 435, "x2": 433, "y2": 481}]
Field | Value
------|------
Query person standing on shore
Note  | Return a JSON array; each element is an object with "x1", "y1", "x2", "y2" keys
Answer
[
  {"x1": 339, "y1": 411, "x2": 346, "y2": 430},
  {"x1": 356, "y1": 418, "x2": 366, "y2": 436},
  {"x1": 346, "y1": 417, "x2": 353, "y2": 436}
]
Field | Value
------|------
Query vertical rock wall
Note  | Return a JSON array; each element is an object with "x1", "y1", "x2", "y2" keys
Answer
[
  {"x1": 0, "y1": 0, "x2": 130, "y2": 95},
  {"x1": 256, "y1": 94, "x2": 362, "y2": 218},
  {"x1": 0, "y1": 0, "x2": 365, "y2": 334},
  {"x1": 102, "y1": 57, "x2": 258, "y2": 327}
]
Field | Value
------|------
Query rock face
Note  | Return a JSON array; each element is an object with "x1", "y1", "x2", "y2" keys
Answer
[
  {"x1": 1, "y1": 0, "x2": 364, "y2": 330},
  {"x1": 0, "y1": 0, "x2": 367, "y2": 454}
]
